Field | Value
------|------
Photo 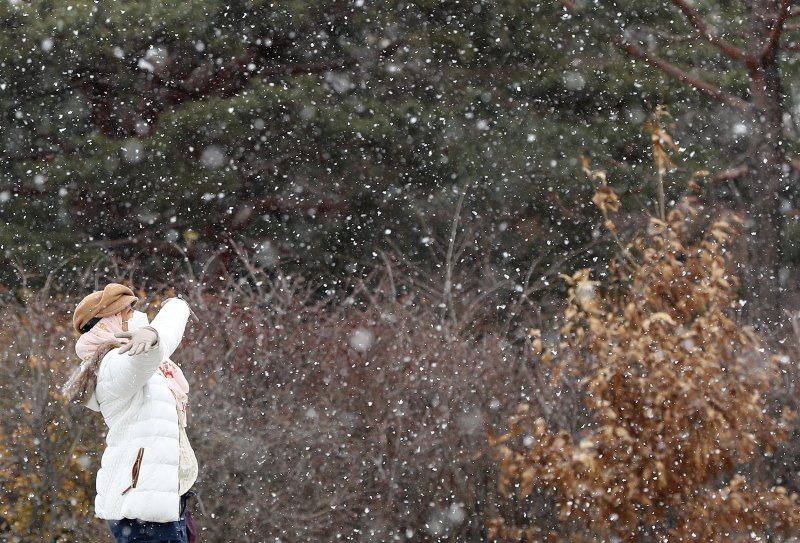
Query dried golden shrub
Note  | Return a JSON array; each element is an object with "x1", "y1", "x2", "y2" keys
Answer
[
  {"x1": 491, "y1": 201, "x2": 800, "y2": 542},
  {"x1": 0, "y1": 303, "x2": 104, "y2": 542}
]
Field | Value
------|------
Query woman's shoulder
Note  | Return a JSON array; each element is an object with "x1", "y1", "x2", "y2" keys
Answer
[{"x1": 95, "y1": 343, "x2": 129, "y2": 384}]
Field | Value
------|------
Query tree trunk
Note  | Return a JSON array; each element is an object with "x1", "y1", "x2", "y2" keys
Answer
[{"x1": 741, "y1": 0, "x2": 788, "y2": 320}]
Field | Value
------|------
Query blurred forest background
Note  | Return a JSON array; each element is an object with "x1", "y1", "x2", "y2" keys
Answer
[{"x1": 4, "y1": 0, "x2": 800, "y2": 541}]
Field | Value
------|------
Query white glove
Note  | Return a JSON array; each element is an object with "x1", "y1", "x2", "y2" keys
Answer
[{"x1": 115, "y1": 326, "x2": 159, "y2": 356}]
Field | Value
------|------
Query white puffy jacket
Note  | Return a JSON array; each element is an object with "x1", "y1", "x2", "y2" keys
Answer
[{"x1": 87, "y1": 298, "x2": 190, "y2": 522}]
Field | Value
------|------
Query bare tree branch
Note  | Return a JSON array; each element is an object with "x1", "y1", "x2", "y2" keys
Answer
[
  {"x1": 559, "y1": 0, "x2": 752, "y2": 112},
  {"x1": 762, "y1": 0, "x2": 793, "y2": 59},
  {"x1": 714, "y1": 164, "x2": 750, "y2": 183},
  {"x1": 614, "y1": 38, "x2": 751, "y2": 112},
  {"x1": 670, "y1": 0, "x2": 754, "y2": 64}
]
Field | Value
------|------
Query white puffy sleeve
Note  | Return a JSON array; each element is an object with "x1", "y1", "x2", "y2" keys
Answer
[{"x1": 97, "y1": 298, "x2": 191, "y2": 400}]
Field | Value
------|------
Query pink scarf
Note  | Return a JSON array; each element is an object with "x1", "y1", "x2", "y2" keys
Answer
[{"x1": 76, "y1": 314, "x2": 190, "y2": 427}]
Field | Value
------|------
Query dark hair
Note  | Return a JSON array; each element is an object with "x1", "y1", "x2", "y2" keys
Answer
[{"x1": 80, "y1": 317, "x2": 102, "y2": 334}]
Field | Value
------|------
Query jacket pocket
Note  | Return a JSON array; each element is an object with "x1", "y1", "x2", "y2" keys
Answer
[{"x1": 121, "y1": 447, "x2": 145, "y2": 495}]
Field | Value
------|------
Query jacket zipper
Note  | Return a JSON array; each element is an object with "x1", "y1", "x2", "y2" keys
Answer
[{"x1": 121, "y1": 447, "x2": 145, "y2": 495}]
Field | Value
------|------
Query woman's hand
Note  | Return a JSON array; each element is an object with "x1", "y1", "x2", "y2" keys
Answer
[{"x1": 115, "y1": 326, "x2": 159, "y2": 356}]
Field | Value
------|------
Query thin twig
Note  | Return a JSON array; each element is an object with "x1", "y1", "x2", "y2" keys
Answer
[
  {"x1": 443, "y1": 187, "x2": 467, "y2": 327},
  {"x1": 378, "y1": 250, "x2": 397, "y2": 299}
]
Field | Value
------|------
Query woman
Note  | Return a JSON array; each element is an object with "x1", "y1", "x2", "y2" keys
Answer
[{"x1": 63, "y1": 283, "x2": 198, "y2": 543}]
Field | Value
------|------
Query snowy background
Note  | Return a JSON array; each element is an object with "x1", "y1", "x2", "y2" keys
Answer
[{"x1": 3, "y1": 0, "x2": 800, "y2": 541}]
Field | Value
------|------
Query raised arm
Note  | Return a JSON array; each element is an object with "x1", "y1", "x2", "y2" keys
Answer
[
  {"x1": 149, "y1": 298, "x2": 191, "y2": 358},
  {"x1": 97, "y1": 298, "x2": 191, "y2": 400}
]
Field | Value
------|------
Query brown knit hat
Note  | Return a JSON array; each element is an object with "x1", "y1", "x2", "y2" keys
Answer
[{"x1": 73, "y1": 283, "x2": 139, "y2": 334}]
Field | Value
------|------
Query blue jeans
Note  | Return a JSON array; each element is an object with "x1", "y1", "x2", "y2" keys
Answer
[{"x1": 107, "y1": 492, "x2": 194, "y2": 543}]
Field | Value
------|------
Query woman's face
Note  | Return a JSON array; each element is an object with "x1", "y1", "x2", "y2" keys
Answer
[{"x1": 120, "y1": 304, "x2": 135, "y2": 331}]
